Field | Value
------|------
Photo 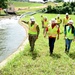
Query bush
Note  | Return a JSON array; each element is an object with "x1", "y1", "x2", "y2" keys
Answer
[
  {"x1": 46, "y1": 5, "x2": 52, "y2": 13},
  {"x1": 72, "y1": 12, "x2": 75, "y2": 15},
  {"x1": 63, "y1": 2, "x2": 70, "y2": 7},
  {"x1": 45, "y1": 2, "x2": 74, "y2": 14}
]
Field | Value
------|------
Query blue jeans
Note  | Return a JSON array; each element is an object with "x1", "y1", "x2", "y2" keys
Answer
[{"x1": 65, "y1": 39, "x2": 72, "y2": 51}]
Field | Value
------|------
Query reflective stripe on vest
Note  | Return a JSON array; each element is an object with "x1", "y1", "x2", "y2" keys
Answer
[
  {"x1": 29, "y1": 23, "x2": 37, "y2": 35},
  {"x1": 66, "y1": 26, "x2": 74, "y2": 39},
  {"x1": 44, "y1": 21, "x2": 48, "y2": 27},
  {"x1": 47, "y1": 25, "x2": 58, "y2": 37}
]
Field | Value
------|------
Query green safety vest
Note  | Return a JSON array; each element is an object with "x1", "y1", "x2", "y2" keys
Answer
[
  {"x1": 28, "y1": 23, "x2": 37, "y2": 35},
  {"x1": 66, "y1": 26, "x2": 74, "y2": 39},
  {"x1": 47, "y1": 25, "x2": 58, "y2": 37}
]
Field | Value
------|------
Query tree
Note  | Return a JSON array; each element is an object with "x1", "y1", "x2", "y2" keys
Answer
[
  {"x1": 0, "y1": 0, "x2": 8, "y2": 9},
  {"x1": 54, "y1": 0, "x2": 64, "y2": 2},
  {"x1": 43, "y1": 0, "x2": 48, "y2": 1}
]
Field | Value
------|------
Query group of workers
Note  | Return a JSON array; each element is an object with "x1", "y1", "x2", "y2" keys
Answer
[{"x1": 22, "y1": 13, "x2": 75, "y2": 56}]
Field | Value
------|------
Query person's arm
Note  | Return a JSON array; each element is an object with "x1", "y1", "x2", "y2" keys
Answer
[
  {"x1": 63, "y1": 18, "x2": 65, "y2": 26},
  {"x1": 22, "y1": 20, "x2": 29, "y2": 24},
  {"x1": 60, "y1": 19, "x2": 62, "y2": 24},
  {"x1": 64, "y1": 25, "x2": 67, "y2": 39},
  {"x1": 74, "y1": 28, "x2": 75, "y2": 40},
  {"x1": 57, "y1": 26, "x2": 60, "y2": 40},
  {"x1": 36, "y1": 25, "x2": 40, "y2": 37}
]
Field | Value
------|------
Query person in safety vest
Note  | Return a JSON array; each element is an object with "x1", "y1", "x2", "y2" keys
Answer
[
  {"x1": 63, "y1": 13, "x2": 71, "y2": 26},
  {"x1": 64, "y1": 20, "x2": 75, "y2": 53},
  {"x1": 56, "y1": 14, "x2": 62, "y2": 27},
  {"x1": 41, "y1": 15, "x2": 44, "y2": 28},
  {"x1": 44, "y1": 18, "x2": 60, "y2": 55},
  {"x1": 22, "y1": 16, "x2": 40, "y2": 52},
  {"x1": 43, "y1": 17, "x2": 49, "y2": 34}
]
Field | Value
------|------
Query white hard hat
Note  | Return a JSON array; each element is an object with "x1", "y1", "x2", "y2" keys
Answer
[
  {"x1": 51, "y1": 18, "x2": 57, "y2": 23},
  {"x1": 66, "y1": 13, "x2": 68, "y2": 15},
  {"x1": 57, "y1": 14, "x2": 60, "y2": 17},
  {"x1": 44, "y1": 16, "x2": 47, "y2": 19},
  {"x1": 30, "y1": 16, "x2": 35, "y2": 21},
  {"x1": 68, "y1": 20, "x2": 73, "y2": 24}
]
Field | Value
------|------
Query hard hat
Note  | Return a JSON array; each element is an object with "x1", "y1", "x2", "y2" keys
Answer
[
  {"x1": 68, "y1": 20, "x2": 73, "y2": 24},
  {"x1": 51, "y1": 18, "x2": 57, "y2": 23},
  {"x1": 57, "y1": 14, "x2": 60, "y2": 17},
  {"x1": 30, "y1": 16, "x2": 35, "y2": 21},
  {"x1": 66, "y1": 13, "x2": 68, "y2": 15},
  {"x1": 44, "y1": 16, "x2": 47, "y2": 19}
]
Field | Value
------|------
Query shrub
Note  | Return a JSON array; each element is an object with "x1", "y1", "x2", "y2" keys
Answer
[{"x1": 46, "y1": 5, "x2": 52, "y2": 13}]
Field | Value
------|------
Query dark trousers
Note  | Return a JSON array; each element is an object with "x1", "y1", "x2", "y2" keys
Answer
[
  {"x1": 48, "y1": 37, "x2": 56, "y2": 54},
  {"x1": 43, "y1": 27, "x2": 46, "y2": 34},
  {"x1": 65, "y1": 39, "x2": 72, "y2": 52},
  {"x1": 29, "y1": 34, "x2": 37, "y2": 51}
]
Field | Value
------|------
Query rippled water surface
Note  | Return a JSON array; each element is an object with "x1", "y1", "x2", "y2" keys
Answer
[{"x1": 0, "y1": 16, "x2": 26, "y2": 62}]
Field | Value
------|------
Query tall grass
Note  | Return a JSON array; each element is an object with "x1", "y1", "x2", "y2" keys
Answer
[{"x1": 0, "y1": 13, "x2": 75, "y2": 75}]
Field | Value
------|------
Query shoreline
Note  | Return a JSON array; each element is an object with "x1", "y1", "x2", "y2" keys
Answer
[{"x1": 0, "y1": 17, "x2": 28, "y2": 69}]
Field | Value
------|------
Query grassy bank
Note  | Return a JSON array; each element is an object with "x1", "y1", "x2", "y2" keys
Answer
[{"x1": 0, "y1": 13, "x2": 75, "y2": 75}]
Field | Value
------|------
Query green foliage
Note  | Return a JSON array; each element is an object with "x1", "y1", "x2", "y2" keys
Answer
[
  {"x1": 70, "y1": 2, "x2": 75, "y2": 11},
  {"x1": 63, "y1": 2, "x2": 70, "y2": 7},
  {"x1": 54, "y1": 0, "x2": 64, "y2": 2},
  {"x1": 0, "y1": 0, "x2": 8, "y2": 8},
  {"x1": 46, "y1": 5, "x2": 52, "y2": 13},
  {"x1": 43, "y1": 0, "x2": 48, "y2": 1},
  {"x1": 44, "y1": 2, "x2": 75, "y2": 14}
]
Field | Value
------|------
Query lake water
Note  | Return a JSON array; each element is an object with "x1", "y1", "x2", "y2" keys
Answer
[{"x1": 0, "y1": 16, "x2": 26, "y2": 62}]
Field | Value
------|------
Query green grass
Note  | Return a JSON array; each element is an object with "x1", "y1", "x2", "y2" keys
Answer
[
  {"x1": 12, "y1": 1, "x2": 44, "y2": 7},
  {"x1": 46, "y1": 2, "x2": 63, "y2": 7},
  {"x1": 0, "y1": 13, "x2": 75, "y2": 75}
]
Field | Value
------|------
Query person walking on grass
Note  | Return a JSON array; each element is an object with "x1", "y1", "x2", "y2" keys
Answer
[
  {"x1": 56, "y1": 14, "x2": 62, "y2": 27},
  {"x1": 43, "y1": 16, "x2": 49, "y2": 34},
  {"x1": 22, "y1": 16, "x2": 40, "y2": 52},
  {"x1": 63, "y1": 13, "x2": 71, "y2": 26},
  {"x1": 41, "y1": 15, "x2": 44, "y2": 28},
  {"x1": 44, "y1": 19, "x2": 60, "y2": 55},
  {"x1": 64, "y1": 20, "x2": 75, "y2": 53}
]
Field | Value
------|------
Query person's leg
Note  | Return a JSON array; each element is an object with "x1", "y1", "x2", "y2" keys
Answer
[
  {"x1": 31, "y1": 35, "x2": 37, "y2": 51},
  {"x1": 65, "y1": 39, "x2": 68, "y2": 52},
  {"x1": 49, "y1": 38, "x2": 56, "y2": 55},
  {"x1": 67, "y1": 39, "x2": 72, "y2": 52},
  {"x1": 29, "y1": 34, "x2": 33, "y2": 51},
  {"x1": 29, "y1": 34, "x2": 32, "y2": 47}
]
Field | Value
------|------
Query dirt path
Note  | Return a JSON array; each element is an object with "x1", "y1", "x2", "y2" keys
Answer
[{"x1": 15, "y1": 5, "x2": 47, "y2": 11}]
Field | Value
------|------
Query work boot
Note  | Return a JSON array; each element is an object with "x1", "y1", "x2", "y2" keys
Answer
[{"x1": 50, "y1": 52, "x2": 53, "y2": 56}]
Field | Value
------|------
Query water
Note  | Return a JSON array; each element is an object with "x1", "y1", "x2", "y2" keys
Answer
[{"x1": 0, "y1": 16, "x2": 26, "y2": 62}]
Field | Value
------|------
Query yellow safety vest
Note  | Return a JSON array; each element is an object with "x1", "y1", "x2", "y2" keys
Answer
[
  {"x1": 63, "y1": 17, "x2": 71, "y2": 25},
  {"x1": 47, "y1": 25, "x2": 58, "y2": 37},
  {"x1": 29, "y1": 23, "x2": 37, "y2": 35},
  {"x1": 56, "y1": 18, "x2": 61, "y2": 24},
  {"x1": 66, "y1": 26, "x2": 74, "y2": 39},
  {"x1": 44, "y1": 20, "x2": 48, "y2": 27}
]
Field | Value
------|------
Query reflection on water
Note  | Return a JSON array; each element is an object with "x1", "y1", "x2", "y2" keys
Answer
[{"x1": 0, "y1": 16, "x2": 26, "y2": 62}]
